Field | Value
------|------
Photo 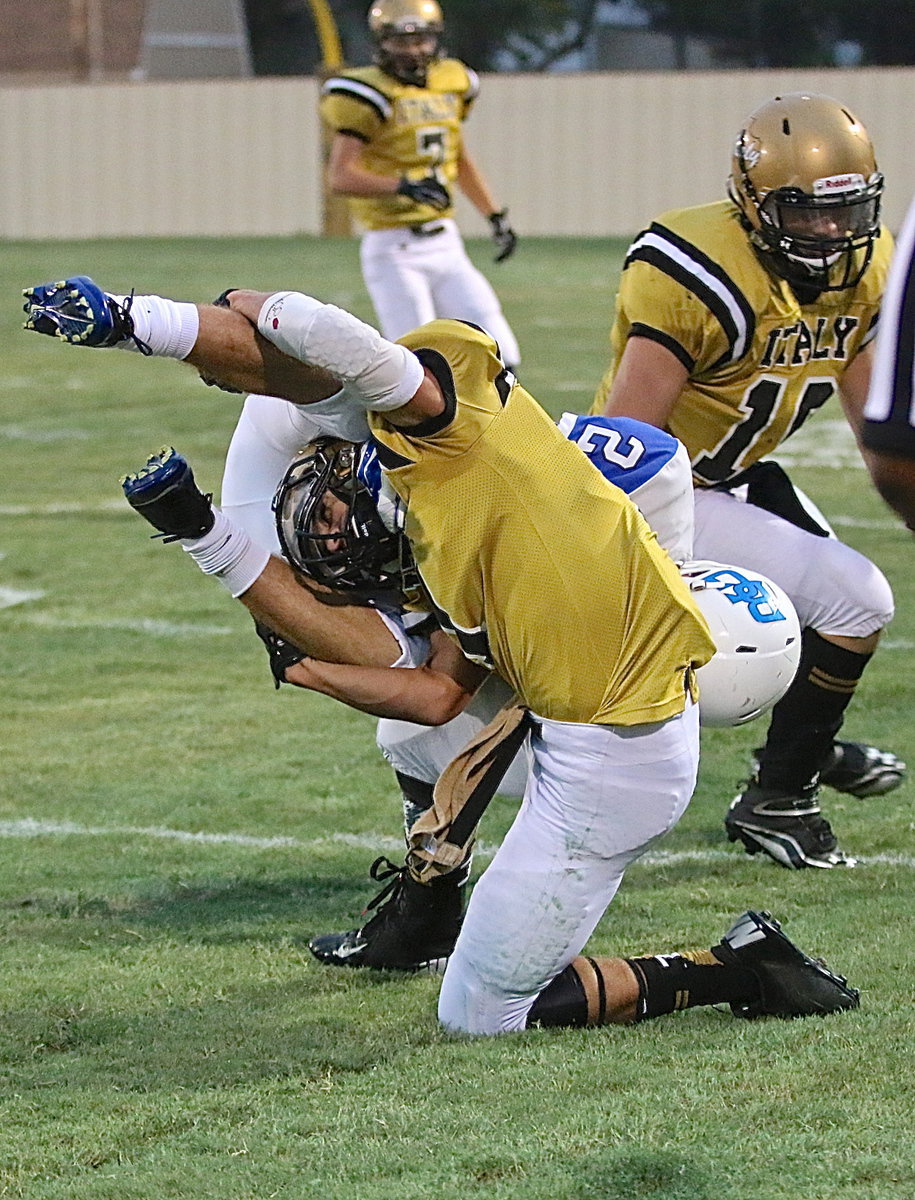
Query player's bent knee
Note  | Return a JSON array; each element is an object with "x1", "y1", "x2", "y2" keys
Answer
[
  {"x1": 809, "y1": 542, "x2": 895, "y2": 637},
  {"x1": 437, "y1": 965, "x2": 533, "y2": 1036},
  {"x1": 832, "y1": 562, "x2": 893, "y2": 636}
]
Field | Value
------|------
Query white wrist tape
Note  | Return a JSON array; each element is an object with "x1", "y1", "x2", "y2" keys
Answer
[
  {"x1": 257, "y1": 292, "x2": 424, "y2": 411},
  {"x1": 378, "y1": 610, "x2": 432, "y2": 669},
  {"x1": 181, "y1": 509, "x2": 270, "y2": 598}
]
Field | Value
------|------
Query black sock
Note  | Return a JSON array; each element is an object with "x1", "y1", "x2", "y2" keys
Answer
[
  {"x1": 756, "y1": 629, "x2": 872, "y2": 793},
  {"x1": 626, "y1": 950, "x2": 760, "y2": 1021},
  {"x1": 525, "y1": 950, "x2": 762, "y2": 1028},
  {"x1": 396, "y1": 771, "x2": 435, "y2": 830}
]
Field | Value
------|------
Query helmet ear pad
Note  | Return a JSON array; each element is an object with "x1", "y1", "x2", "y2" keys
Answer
[{"x1": 681, "y1": 561, "x2": 802, "y2": 727}]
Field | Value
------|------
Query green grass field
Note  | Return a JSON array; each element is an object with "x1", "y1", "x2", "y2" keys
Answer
[{"x1": 1, "y1": 236, "x2": 913, "y2": 1200}]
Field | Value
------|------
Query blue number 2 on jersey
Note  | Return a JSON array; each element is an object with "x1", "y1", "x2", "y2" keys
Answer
[
  {"x1": 556, "y1": 412, "x2": 680, "y2": 497},
  {"x1": 360, "y1": 412, "x2": 685, "y2": 529}
]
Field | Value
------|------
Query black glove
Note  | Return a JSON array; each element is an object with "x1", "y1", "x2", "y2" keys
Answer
[
  {"x1": 397, "y1": 175, "x2": 451, "y2": 211},
  {"x1": 488, "y1": 209, "x2": 517, "y2": 263},
  {"x1": 253, "y1": 620, "x2": 307, "y2": 689}
]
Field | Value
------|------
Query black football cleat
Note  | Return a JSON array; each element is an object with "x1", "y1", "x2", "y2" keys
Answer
[
  {"x1": 308, "y1": 855, "x2": 464, "y2": 974},
  {"x1": 121, "y1": 447, "x2": 215, "y2": 543},
  {"x1": 714, "y1": 909, "x2": 859, "y2": 1019},
  {"x1": 818, "y1": 740, "x2": 906, "y2": 798},
  {"x1": 725, "y1": 782, "x2": 855, "y2": 869}
]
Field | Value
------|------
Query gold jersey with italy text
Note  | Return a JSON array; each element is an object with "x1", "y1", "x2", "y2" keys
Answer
[
  {"x1": 320, "y1": 60, "x2": 478, "y2": 230},
  {"x1": 592, "y1": 200, "x2": 893, "y2": 485},
  {"x1": 368, "y1": 320, "x2": 715, "y2": 726}
]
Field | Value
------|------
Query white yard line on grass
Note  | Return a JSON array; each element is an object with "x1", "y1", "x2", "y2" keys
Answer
[
  {"x1": 0, "y1": 425, "x2": 91, "y2": 441},
  {"x1": 18, "y1": 613, "x2": 236, "y2": 637},
  {"x1": 0, "y1": 586, "x2": 47, "y2": 610},
  {"x1": 0, "y1": 500, "x2": 125, "y2": 516},
  {"x1": 0, "y1": 817, "x2": 912, "y2": 869},
  {"x1": 830, "y1": 515, "x2": 902, "y2": 530}
]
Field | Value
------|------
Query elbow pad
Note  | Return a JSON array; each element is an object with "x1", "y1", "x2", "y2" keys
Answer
[{"x1": 257, "y1": 292, "x2": 424, "y2": 411}]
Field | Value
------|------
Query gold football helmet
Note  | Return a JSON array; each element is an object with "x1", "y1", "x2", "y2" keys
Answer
[
  {"x1": 728, "y1": 93, "x2": 883, "y2": 292},
  {"x1": 368, "y1": 0, "x2": 444, "y2": 85}
]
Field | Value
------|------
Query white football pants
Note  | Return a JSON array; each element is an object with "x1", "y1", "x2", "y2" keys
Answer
[
  {"x1": 692, "y1": 487, "x2": 894, "y2": 638},
  {"x1": 437, "y1": 700, "x2": 700, "y2": 1035},
  {"x1": 360, "y1": 220, "x2": 520, "y2": 366}
]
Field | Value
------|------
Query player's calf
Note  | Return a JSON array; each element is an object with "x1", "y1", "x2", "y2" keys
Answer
[{"x1": 525, "y1": 910, "x2": 858, "y2": 1029}]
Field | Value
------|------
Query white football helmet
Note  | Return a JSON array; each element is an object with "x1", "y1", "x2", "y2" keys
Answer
[{"x1": 682, "y1": 561, "x2": 801, "y2": 727}]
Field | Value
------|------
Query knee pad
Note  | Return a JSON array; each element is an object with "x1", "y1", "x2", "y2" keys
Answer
[{"x1": 808, "y1": 540, "x2": 894, "y2": 638}]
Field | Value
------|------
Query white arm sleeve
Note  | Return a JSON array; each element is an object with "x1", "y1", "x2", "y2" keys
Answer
[
  {"x1": 256, "y1": 292, "x2": 425, "y2": 412},
  {"x1": 628, "y1": 440, "x2": 695, "y2": 565}
]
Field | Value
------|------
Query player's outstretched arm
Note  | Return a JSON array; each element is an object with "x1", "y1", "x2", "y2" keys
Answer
[
  {"x1": 861, "y1": 451, "x2": 915, "y2": 533},
  {"x1": 836, "y1": 344, "x2": 915, "y2": 529},
  {"x1": 598, "y1": 335, "x2": 689, "y2": 428},
  {"x1": 456, "y1": 148, "x2": 516, "y2": 262},
  {"x1": 239, "y1": 555, "x2": 401, "y2": 668},
  {"x1": 326, "y1": 131, "x2": 449, "y2": 208}
]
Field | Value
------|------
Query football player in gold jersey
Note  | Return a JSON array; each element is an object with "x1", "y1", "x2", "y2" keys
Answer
[
  {"x1": 319, "y1": 0, "x2": 519, "y2": 364},
  {"x1": 93, "y1": 285, "x2": 856, "y2": 1034},
  {"x1": 594, "y1": 93, "x2": 904, "y2": 870}
]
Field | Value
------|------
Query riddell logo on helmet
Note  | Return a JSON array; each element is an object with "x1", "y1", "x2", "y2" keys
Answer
[{"x1": 813, "y1": 173, "x2": 865, "y2": 195}]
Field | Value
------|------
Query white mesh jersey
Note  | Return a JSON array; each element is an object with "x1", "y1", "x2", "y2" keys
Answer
[{"x1": 361, "y1": 409, "x2": 693, "y2": 564}]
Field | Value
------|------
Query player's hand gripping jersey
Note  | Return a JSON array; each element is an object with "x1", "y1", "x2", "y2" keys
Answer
[
  {"x1": 593, "y1": 200, "x2": 892, "y2": 485},
  {"x1": 368, "y1": 321, "x2": 714, "y2": 725},
  {"x1": 320, "y1": 60, "x2": 478, "y2": 230}
]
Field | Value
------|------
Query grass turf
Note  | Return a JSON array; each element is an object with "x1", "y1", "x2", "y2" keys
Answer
[{"x1": 1, "y1": 235, "x2": 913, "y2": 1199}]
